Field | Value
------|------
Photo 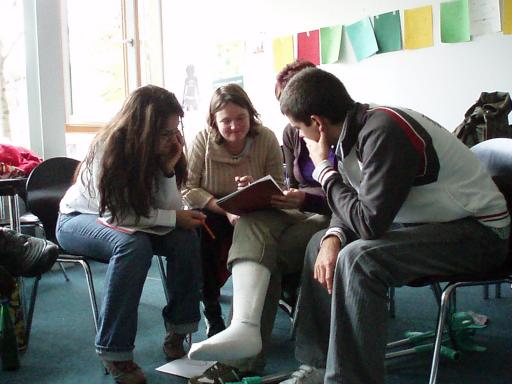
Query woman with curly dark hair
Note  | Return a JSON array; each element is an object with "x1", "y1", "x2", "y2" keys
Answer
[{"x1": 57, "y1": 85, "x2": 204, "y2": 384}]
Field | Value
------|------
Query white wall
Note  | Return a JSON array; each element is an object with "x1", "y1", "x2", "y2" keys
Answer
[{"x1": 163, "y1": 0, "x2": 512, "y2": 134}]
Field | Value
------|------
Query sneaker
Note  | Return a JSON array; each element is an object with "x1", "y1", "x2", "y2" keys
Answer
[
  {"x1": 0, "y1": 228, "x2": 59, "y2": 277},
  {"x1": 102, "y1": 359, "x2": 146, "y2": 384},
  {"x1": 203, "y1": 300, "x2": 226, "y2": 338},
  {"x1": 280, "y1": 365, "x2": 325, "y2": 384},
  {"x1": 163, "y1": 332, "x2": 188, "y2": 360},
  {"x1": 189, "y1": 362, "x2": 242, "y2": 384}
]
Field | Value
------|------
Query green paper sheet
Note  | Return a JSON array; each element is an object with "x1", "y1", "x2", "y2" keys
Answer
[
  {"x1": 441, "y1": 0, "x2": 470, "y2": 43},
  {"x1": 345, "y1": 17, "x2": 378, "y2": 61},
  {"x1": 320, "y1": 25, "x2": 343, "y2": 64},
  {"x1": 373, "y1": 11, "x2": 402, "y2": 53}
]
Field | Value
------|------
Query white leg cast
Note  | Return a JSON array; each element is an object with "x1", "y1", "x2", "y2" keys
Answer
[{"x1": 188, "y1": 260, "x2": 270, "y2": 361}]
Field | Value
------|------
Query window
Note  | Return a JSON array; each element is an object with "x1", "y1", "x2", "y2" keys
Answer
[
  {"x1": 0, "y1": 0, "x2": 29, "y2": 147},
  {"x1": 66, "y1": 0, "x2": 126, "y2": 124},
  {"x1": 161, "y1": 3, "x2": 288, "y2": 146},
  {"x1": 64, "y1": 0, "x2": 163, "y2": 158}
]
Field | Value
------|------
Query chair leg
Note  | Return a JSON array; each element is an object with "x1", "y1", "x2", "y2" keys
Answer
[
  {"x1": 483, "y1": 284, "x2": 489, "y2": 300},
  {"x1": 289, "y1": 285, "x2": 302, "y2": 340},
  {"x1": 156, "y1": 255, "x2": 169, "y2": 303},
  {"x1": 430, "y1": 283, "x2": 443, "y2": 306},
  {"x1": 24, "y1": 275, "x2": 41, "y2": 349},
  {"x1": 77, "y1": 259, "x2": 100, "y2": 333},
  {"x1": 388, "y1": 287, "x2": 396, "y2": 318},
  {"x1": 429, "y1": 282, "x2": 459, "y2": 384},
  {"x1": 57, "y1": 257, "x2": 100, "y2": 333},
  {"x1": 495, "y1": 283, "x2": 502, "y2": 298},
  {"x1": 58, "y1": 262, "x2": 70, "y2": 282}
]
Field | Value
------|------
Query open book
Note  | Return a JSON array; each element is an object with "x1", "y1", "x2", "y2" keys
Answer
[{"x1": 216, "y1": 175, "x2": 283, "y2": 216}]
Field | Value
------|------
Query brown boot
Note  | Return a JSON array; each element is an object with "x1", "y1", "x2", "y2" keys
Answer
[
  {"x1": 163, "y1": 332, "x2": 188, "y2": 360},
  {"x1": 102, "y1": 359, "x2": 146, "y2": 384}
]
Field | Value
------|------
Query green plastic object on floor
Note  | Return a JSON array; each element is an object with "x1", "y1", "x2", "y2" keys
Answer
[
  {"x1": 386, "y1": 311, "x2": 488, "y2": 361},
  {"x1": 0, "y1": 299, "x2": 20, "y2": 371},
  {"x1": 226, "y1": 371, "x2": 293, "y2": 384}
]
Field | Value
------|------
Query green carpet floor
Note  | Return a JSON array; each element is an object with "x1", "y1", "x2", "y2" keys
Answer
[{"x1": 2, "y1": 261, "x2": 511, "y2": 384}]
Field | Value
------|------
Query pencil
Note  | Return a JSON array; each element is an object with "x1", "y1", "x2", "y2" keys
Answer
[{"x1": 201, "y1": 219, "x2": 216, "y2": 239}]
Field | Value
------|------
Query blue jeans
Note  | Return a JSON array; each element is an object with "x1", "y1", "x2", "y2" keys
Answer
[{"x1": 56, "y1": 213, "x2": 201, "y2": 361}]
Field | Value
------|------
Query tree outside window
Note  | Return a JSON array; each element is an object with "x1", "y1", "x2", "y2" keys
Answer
[{"x1": 0, "y1": 0, "x2": 29, "y2": 147}]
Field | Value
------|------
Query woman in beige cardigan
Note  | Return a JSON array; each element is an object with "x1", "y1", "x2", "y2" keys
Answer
[{"x1": 182, "y1": 84, "x2": 284, "y2": 340}]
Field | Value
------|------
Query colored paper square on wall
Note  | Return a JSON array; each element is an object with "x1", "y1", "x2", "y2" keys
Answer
[
  {"x1": 502, "y1": 0, "x2": 512, "y2": 34},
  {"x1": 441, "y1": 0, "x2": 470, "y2": 43},
  {"x1": 345, "y1": 17, "x2": 378, "y2": 61},
  {"x1": 469, "y1": 0, "x2": 502, "y2": 35},
  {"x1": 272, "y1": 35, "x2": 294, "y2": 73},
  {"x1": 373, "y1": 10, "x2": 402, "y2": 53},
  {"x1": 320, "y1": 25, "x2": 343, "y2": 64},
  {"x1": 404, "y1": 5, "x2": 434, "y2": 49},
  {"x1": 297, "y1": 30, "x2": 320, "y2": 65}
]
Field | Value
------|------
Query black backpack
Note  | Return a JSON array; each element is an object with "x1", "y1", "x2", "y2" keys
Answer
[{"x1": 454, "y1": 92, "x2": 512, "y2": 147}]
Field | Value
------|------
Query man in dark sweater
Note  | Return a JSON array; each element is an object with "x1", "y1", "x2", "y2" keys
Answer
[{"x1": 278, "y1": 68, "x2": 510, "y2": 384}]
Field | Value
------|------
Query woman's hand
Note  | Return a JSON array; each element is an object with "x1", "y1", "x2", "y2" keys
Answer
[
  {"x1": 226, "y1": 212, "x2": 240, "y2": 226},
  {"x1": 234, "y1": 175, "x2": 253, "y2": 189},
  {"x1": 176, "y1": 210, "x2": 206, "y2": 229},
  {"x1": 271, "y1": 188, "x2": 306, "y2": 210}
]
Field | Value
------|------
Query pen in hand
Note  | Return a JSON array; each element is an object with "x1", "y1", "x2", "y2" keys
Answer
[{"x1": 201, "y1": 219, "x2": 216, "y2": 239}]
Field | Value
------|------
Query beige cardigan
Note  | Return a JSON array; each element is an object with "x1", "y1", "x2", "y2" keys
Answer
[{"x1": 183, "y1": 125, "x2": 284, "y2": 208}]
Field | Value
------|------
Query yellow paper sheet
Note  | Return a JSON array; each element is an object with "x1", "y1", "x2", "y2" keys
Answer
[
  {"x1": 272, "y1": 35, "x2": 294, "y2": 73},
  {"x1": 504, "y1": 0, "x2": 512, "y2": 34},
  {"x1": 404, "y1": 5, "x2": 434, "y2": 49}
]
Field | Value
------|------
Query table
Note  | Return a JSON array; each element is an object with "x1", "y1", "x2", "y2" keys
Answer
[
  {"x1": 0, "y1": 177, "x2": 27, "y2": 233},
  {"x1": 0, "y1": 177, "x2": 28, "y2": 351}
]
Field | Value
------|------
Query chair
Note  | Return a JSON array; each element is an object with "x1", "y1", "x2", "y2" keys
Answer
[
  {"x1": 418, "y1": 138, "x2": 512, "y2": 384},
  {"x1": 24, "y1": 157, "x2": 170, "y2": 346}
]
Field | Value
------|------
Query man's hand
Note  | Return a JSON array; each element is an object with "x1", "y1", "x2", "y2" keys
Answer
[
  {"x1": 270, "y1": 188, "x2": 306, "y2": 210},
  {"x1": 226, "y1": 212, "x2": 240, "y2": 226},
  {"x1": 304, "y1": 128, "x2": 329, "y2": 166},
  {"x1": 314, "y1": 236, "x2": 341, "y2": 294},
  {"x1": 176, "y1": 210, "x2": 206, "y2": 229}
]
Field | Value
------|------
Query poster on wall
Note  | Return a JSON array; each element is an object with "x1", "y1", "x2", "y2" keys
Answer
[
  {"x1": 345, "y1": 17, "x2": 379, "y2": 61},
  {"x1": 403, "y1": 5, "x2": 434, "y2": 49},
  {"x1": 440, "y1": 0, "x2": 470, "y2": 43},
  {"x1": 272, "y1": 35, "x2": 294, "y2": 73},
  {"x1": 373, "y1": 11, "x2": 402, "y2": 53},
  {"x1": 212, "y1": 40, "x2": 245, "y2": 89},
  {"x1": 469, "y1": 0, "x2": 502, "y2": 35}
]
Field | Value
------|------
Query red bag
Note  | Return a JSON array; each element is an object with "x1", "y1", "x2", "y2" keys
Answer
[{"x1": 0, "y1": 144, "x2": 42, "y2": 179}]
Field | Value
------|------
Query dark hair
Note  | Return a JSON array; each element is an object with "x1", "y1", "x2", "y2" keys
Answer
[
  {"x1": 275, "y1": 60, "x2": 316, "y2": 100},
  {"x1": 80, "y1": 84, "x2": 186, "y2": 223},
  {"x1": 279, "y1": 68, "x2": 355, "y2": 125},
  {"x1": 207, "y1": 84, "x2": 261, "y2": 144}
]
